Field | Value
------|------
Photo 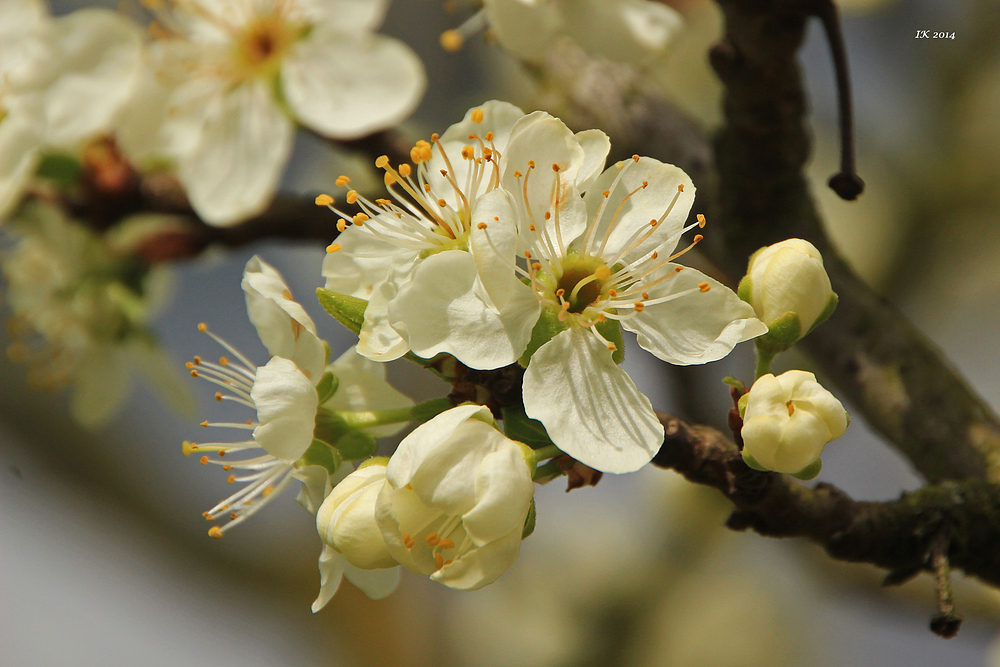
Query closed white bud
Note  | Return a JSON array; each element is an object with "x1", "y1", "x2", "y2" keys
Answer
[
  {"x1": 316, "y1": 461, "x2": 397, "y2": 570},
  {"x1": 738, "y1": 239, "x2": 837, "y2": 352},
  {"x1": 375, "y1": 405, "x2": 535, "y2": 591},
  {"x1": 740, "y1": 370, "x2": 848, "y2": 478}
]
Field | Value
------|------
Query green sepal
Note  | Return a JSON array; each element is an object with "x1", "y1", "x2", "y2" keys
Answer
[
  {"x1": 737, "y1": 392, "x2": 750, "y2": 419},
  {"x1": 518, "y1": 308, "x2": 568, "y2": 367},
  {"x1": 722, "y1": 376, "x2": 747, "y2": 394},
  {"x1": 295, "y1": 439, "x2": 343, "y2": 476},
  {"x1": 358, "y1": 456, "x2": 390, "y2": 469},
  {"x1": 314, "y1": 408, "x2": 378, "y2": 460},
  {"x1": 501, "y1": 406, "x2": 556, "y2": 450},
  {"x1": 595, "y1": 318, "x2": 625, "y2": 365},
  {"x1": 791, "y1": 459, "x2": 823, "y2": 481},
  {"x1": 336, "y1": 430, "x2": 379, "y2": 460},
  {"x1": 741, "y1": 450, "x2": 767, "y2": 471},
  {"x1": 805, "y1": 292, "x2": 839, "y2": 336},
  {"x1": 736, "y1": 273, "x2": 752, "y2": 304},
  {"x1": 521, "y1": 498, "x2": 536, "y2": 540},
  {"x1": 755, "y1": 311, "x2": 802, "y2": 356},
  {"x1": 35, "y1": 152, "x2": 83, "y2": 187},
  {"x1": 317, "y1": 288, "x2": 366, "y2": 336},
  {"x1": 315, "y1": 371, "x2": 339, "y2": 404},
  {"x1": 411, "y1": 397, "x2": 453, "y2": 423}
]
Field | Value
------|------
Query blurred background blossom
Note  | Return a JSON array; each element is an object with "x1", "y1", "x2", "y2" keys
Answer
[{"x1": 3, "y1": 0, "x2": 1000, "y2": 665}]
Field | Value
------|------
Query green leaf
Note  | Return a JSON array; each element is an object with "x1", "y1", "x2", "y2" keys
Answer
[
  {"x1": 755, "y1": 311, "x2": 801, "y2": 356},
  {"x1": 315, "y1": 371, "x2": 339, "y2": 404},
  {"x1": 295, "y1": 439, "x2": 343, "y2": 476},
  {"x1": 336, "y1": 430, "x2": 378, "y2": 460},
  {"x1": 736, "y1": 273, "x2": 752, "y2": 303},
  {"x1": 722, "y1": 376, "x2": 747, "y2": 393},
  {"x1": 521, "y1": 498, "x2": 536, "y2": 540},
  {"x1": 316, "y1": 288, "x2": 367, "y2": 335},
  {"x1": 501, "y1": 406, "x2": 556, "y2": 450}
]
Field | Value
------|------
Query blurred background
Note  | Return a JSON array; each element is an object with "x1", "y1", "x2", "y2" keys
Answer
[{"x1": 3, "y1": 0, "x2": 1000, "y2": 665}]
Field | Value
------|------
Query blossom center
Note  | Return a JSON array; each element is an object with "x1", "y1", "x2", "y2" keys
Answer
[{"x1": 233, "y1": 13, "x2": 298, "y2": 78}]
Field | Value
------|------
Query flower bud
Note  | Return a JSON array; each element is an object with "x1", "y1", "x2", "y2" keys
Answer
[
  {"x1": 740, "y1": 370, "x2": 848, "y2": 479},
  {"x1": 738, "y1": 239, "x2": 837, "y2": 353},
  {"x1": 375, "y1": 405, "x2": 535, "y2": 591},
  {"x1": 316, "y1": 460, "x2": 397, "y2": 570}
]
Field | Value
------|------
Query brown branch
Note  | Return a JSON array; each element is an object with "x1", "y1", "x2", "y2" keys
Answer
[{"x1": 649, "y1": 412, "x2": 1000, "y2": 596}]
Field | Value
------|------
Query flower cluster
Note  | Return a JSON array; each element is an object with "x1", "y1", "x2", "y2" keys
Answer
[{"x1": 178, "y1": 102, "x2": 858, "y2": 613}]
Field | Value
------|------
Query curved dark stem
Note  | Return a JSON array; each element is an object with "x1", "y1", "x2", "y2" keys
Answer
[{"x1": 814, "y1": 0, "x2": 864, "y2": 200}]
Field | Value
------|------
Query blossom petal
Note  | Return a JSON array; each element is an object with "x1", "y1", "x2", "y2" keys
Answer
[
  {"x1": 502, "y1": 112, "x2": 587, "y2": 240},
  {"x1": 384, "y1": 404, "x2": 488, "y2": 491},
  {"x1": 431, "y1": 526, "x2": 522, "y2": 591},
  {"x1": 581, "y1": 156, "x2": 693, "y2": 262},
  {"x1": 623, "y1": 264, "x2": 767, "y2": 365},
  {"x1": 344, "y1": 564, "x2": 400, "y2": 600},
  {"x1": 251, "y1": 357, "x2": 319, "y2": 462},
  {"x1": 320, "y1": 465, "x2": 397, "y2": 569},
  {"x1": 311, "y1": 545, "x2": 347, "y2": 612},
  {"x1": 524, "y1": 328, "x2": 663, "y2": 473},
  {"x1": 0, "y1": 117, "x2": 42, "y2": 219},
  {"x1": 70, "y1": 346, "x2": 131, "y2": 428},
  {"x1": 573, "y1": 129, "x2": 611, "y2": 192},
  {"x1": 482, "y1": 0, "x2": 561, "y2": 60},
  {"x1": 242, "y1": 256, "x2": 326, "y2": 382},
  {"x1": 461, "y1": 444, "x2": 534, "y2": 546},
  {"x1": 561, "y1": 0, "x2": 683, "y2": 64},
  {"x1": 388, "y1": 250, "x2": 536, "y2": 369},
  {"x1": 425, "y1": 101, "x2": 526, "y2": 210},
  {"x1": 175, "y1": 81, "x2": 294, "y2": 226},
  {"x1": 17, "y1": 9, "x2": 143, "y2": 146},
  {"x1": 469, "y1": 188, "x2": 523, "y2": 311},
  {"x1": 296, "y1": 0, "x2": 389, "y2": 30},
  {"x1": 282, "y1": 31, "x2": 425, "y2": 140},
  {"x1": 322, "y1": 225, "x2": 414, "y2": 300},
  {"x1": 357, "y1": 277, "x2": 409, "y2": 362},
  {"x1": 293, "y1": 464, "x2": 335, "y2": 516}
]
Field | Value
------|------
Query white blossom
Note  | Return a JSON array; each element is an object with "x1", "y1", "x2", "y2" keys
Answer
[
  {"x1": 187, "y1": 256, "x2": 411, "y2": 536},
  {"x1": 1, "y1": 202, "x2": 188, "y2": 426},
  {"x1": 0, "y1": 2, "x2": 144, "y2": 218},
  {"x1": 443, "y1": 0, "x2": 683, "y2": 65},
  {"x1": 134, "y1": 0, "x2": 425, "y2": 225},
  {"x1": 317, "y1": 460, "x2": 397, "y2": 570},
  {"x1": 741, "y1": 370, "x2": 848, "y2": 476},
  {"x1": 375, "y1": 405, "x2": 535, "y2": 590},
  {"x1": 320, "y1": 101, "x2": 540, "y2": 369},
  {"x1": 480, "y1": 111, "x2": 766, "y2": 473}
]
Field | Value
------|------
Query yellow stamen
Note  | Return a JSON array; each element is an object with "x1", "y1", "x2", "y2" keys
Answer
[
  {"x1": 471, "y1": 108, "x2": 484, "y2": 123},
  {"x1": 336, "y1": 175, "x2": 350, "y2": 186},
  {"x1": 440, "y1": 29, "x2": 463, "y2": 51},
  {"x1": 315, "y1": 194, "x2": 333, "y2": 206},
  {"x1": 208, "y1": 527, "x2": 223, "y2": 539},
  {"x1": 326, "y1": 243, "x2": 342, "y2": 253}
]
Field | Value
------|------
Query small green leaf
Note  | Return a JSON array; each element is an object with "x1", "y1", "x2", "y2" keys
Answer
[
  {"x1": 755, "y1": 311, "x2": 801, "y2": 356},
  {"x1": 295, "y1": 439, "x2": 343, "y2": 476},
  {"x1": 317, "y1": 288, "x2": 367, "y2": 335},
  {"x1": 521, "y1": 498, "x2": 536, "y2": 540},
  {"x1": 501, "y1": 406, "x2": 556, "y2": 450},
  {"x1": 315, "y1": 371, "x2": 339, "y2": 404},
  {"x1": 313, "y1": 407, "x2": 378, "y2": 459},
  {"x1": 805, "y1": 292, "x2": 839, "y2": 336},
  {"x1": 791, "y1": 459, "x2": 823, "y2": 481},
  {"x1": 736, "y1": 274, "x2": 752, "y2": 303},
  {"x1": 737, "y1": 392, "x2": 750, "y2": 419}
]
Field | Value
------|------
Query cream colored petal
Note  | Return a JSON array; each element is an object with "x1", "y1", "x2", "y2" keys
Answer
[
  {"x1": 460, "y1": 443, "x2": 533, "y2": 546},
  {"x1": 572, "y1": 129, "x2": 610, "y2": 192},
  {"x1": 357, "y1": 277, "x2": 409, "y2": 362},
  {"x1": 623, "y1": 265, "x2": 767, "y2": 365},
  {"x1": 242, "y1": 256, "x2": 326, "y2": 381},
  {"x1": 524, "y1": 328, "x2": 663, "y2": 473},
  {"x1": 251, "y1": 357, "x2": 319, "y2": 462},
  {"x1": 0, "y1": 116, "x2": 42, "y2": 220},
  {"x1": 388, "y1": 250, "x2": 533, "y2": 370},
  {"x1": 482, "y1": 0, "x2": 560, "y2": 60},
  {"x1": 311, "y1": 545, "x2": 347, "y2": 612},
  {"x1": 431, "y1": 526, "x2": 522, "y2": 591},
  {"x1": 283, "y1": 31, "x2": 425, "y2": 140},
  {"x1": 581, "y1": 156, "x2": 693, "y2": 261},
  {"x1": 561, "y1": 0, "x2": 683, "y2": 64},
  {"x1": 344, "y1": 564, "x2": 400, "y2": 600},
  {"x1": 176, "y1": 82, "x2": 294, "y2": 226},
  {"x1": 321, "y1": 225, "x2": 414, "y2": 300}
]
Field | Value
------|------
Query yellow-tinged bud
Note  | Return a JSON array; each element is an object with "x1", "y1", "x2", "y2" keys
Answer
[{"x1": 741, "y1": 371, "x2": 848, "y2": 478}]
